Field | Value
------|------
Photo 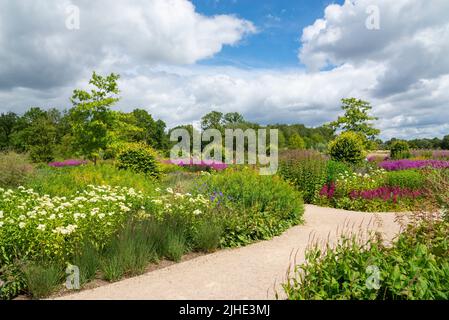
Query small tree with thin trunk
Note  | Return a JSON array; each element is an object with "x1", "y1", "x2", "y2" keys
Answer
[
  {"x1": 69, "y1": 72, "x2": 120, "y2": 164},
  {"x1": 328, "y1": 98, "x2": 380, "y2": 148}
]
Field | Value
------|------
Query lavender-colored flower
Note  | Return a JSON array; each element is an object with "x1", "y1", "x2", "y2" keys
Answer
[
  {"x1": 166, "y1": 158, "x2": 228, "y2": 171},
  {"x1": 350, "y1": 186, "x2": 424, "y2": 202},
  {"x1": 379, "y1": 159, "x2": 449, "y2": 171},
  {"x1": 48, "y1": 159, "x2": 87, "y2": 168}
]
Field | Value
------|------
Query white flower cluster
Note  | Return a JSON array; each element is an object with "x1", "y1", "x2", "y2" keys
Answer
[
  {"x1": 150, "y1": 188, "x2": 210, "y2": 217},
  {"x1": 0, "y1": 185, "x2": 143, "y2": 236}
]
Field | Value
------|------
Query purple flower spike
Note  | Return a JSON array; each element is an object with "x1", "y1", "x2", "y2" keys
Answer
[{"x1": 48, "y1": 159, "x2": 87, "y2": 168}]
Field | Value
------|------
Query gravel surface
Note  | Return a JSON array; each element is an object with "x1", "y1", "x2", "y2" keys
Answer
[{"x1": 56, "y1": 205, "x2": 402, "y2": 300}]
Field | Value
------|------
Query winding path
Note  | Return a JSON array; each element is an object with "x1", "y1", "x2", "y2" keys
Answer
[{"x1": 56, "y1": 205, "x2": 402, "y2": 300}]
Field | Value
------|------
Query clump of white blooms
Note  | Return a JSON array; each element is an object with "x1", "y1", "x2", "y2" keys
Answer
[
  {"x1": 0, "y1": 185, "x2": 145, "y2": 260},
  {"x1": 0, "y1": 185, "x2": 213, "y2": 262}
]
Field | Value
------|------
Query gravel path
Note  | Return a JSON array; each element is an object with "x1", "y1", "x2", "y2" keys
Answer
[{"x1": 56, "y1": 205, "x2": 402, "y2": 300}]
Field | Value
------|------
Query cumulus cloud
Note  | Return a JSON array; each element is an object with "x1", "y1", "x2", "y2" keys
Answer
[
  {"x1": 0, "y1": 0, "x2": 256, "y2": 90},
  {"x1": 299, "y1": 0, "x2": 449, "y2": 96},
  {"x1": 1, "y1": 0, "x2": 448, "y2": 140}
]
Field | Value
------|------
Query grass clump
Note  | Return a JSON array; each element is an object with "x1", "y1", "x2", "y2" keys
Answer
[
  {"x1": 0, "y1": 152, "x2": 34, "y2": 188},
  {"x1": 22, "y1": 262, "x2": 63, "y2": 299}
]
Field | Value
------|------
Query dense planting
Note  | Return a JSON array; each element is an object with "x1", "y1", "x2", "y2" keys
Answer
[
  {"x1": 380, "y1": 159, "x2": 449, "y2": 171},
  {"x1": 197, "y1": 167, "x2": 304, "y2": 247},
  {"x1": 0, "y1": 161, "x2": 304, "y2": 299},
  {"x1": 283, "y1": 215, "x2": 449, "y2": 300},
  {"x1": 280, "y1": 148, "x2": 449, "y2": 212},
  {"x1": 279, "y1": 150, "x2": 328, "y2": 203}
]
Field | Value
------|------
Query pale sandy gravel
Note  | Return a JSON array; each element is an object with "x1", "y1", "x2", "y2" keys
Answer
[{"x1": 56, "y1": 205, "x2": 403, "y2": 300}]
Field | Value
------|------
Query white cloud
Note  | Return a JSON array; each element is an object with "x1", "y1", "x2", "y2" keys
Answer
[
  {"x1": 1, "y1": 0, "x2": 449, "y2": 140},
  {"x1": 299, "y1": 0, "x2": 449, "y2": 95},
  {"x1": 0, "y1": 0, "x2": 255, "y2": 90}
]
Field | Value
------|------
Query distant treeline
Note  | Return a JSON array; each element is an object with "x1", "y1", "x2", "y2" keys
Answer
[
  {"x1": 1, "y1": 107, "x2": 448, "y2": 162},
  {"x1": 383, "y1": 136, "x2": 449, "y2": 150}
]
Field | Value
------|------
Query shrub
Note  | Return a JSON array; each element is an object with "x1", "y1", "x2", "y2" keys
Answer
[
  {"x1": 116, "y1": 143, "x2": 160, "y2": 178},
  {"x1": 26, "y1": 163, "x2": 158, "y2": 196},
  {"x1": 197, "y1": 167, "x2": 304, "y2": 247},
  {"x1": 390, "y1": 140, "x2": 410, "y2": 160},
  {"x1": 283, "y1": 217, "x2": 449, "y2": 300},
  {"x1": 0, "y1": 264, "x2": 26, "y2": 300},
  {"x1": 385, "y1": 169, "x2": 426, "y2": 190},
  {"x1": 29, "y1": 145, "x2": 55, "y2": 163},
  {"x1": 326, "y1": 160, "x2": 352, "y2": 184},
  {"x1": 279, "y1": 150, "x2": 328, "y2": 203},
  {"x1": 0, "y1": 152, "x2": 34, "y2": 188},
  {"x1": 328, "y1": 132, "x2": 366, "y2": 165}
]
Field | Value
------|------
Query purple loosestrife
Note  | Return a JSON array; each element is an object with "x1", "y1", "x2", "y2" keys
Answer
[
  {"x1": 320, "y1": 182, "x2": 336, "y2": 199},
  {"x1": 379, "y1": 159, "x2": 449, "y2": 171},
  {"x1": 410, "y1": 149, "x2": 449, "y2": 160},
  {"x1": 166, "y1": 158, "x2": 228, "y2": 171},
  {"x1": 48, "y1": 159, "x2": 87, "y2": 168},
  {"x1": 349, "y1": 186, "x2": 423, "y2": 202}
]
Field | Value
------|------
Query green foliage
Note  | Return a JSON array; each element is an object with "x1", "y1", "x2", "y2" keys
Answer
[
  {"x1": 201, "y1": 111, "x2": 248, "y2": 131},
  {"x1": 326, "y1": 160, "x2": 352, "y2": 183},
  {"x1": 73, "y1": 242, "x2": 100, "y2": 285},
  {"x1": 318, "y1": 168, "x2": 423, "y2": 212},
  {"x1": 70, "y1": 72, "x2": 120, "y2": 164},
  {"x1": 385, "y1": 170, "x2": 425, "y2": 190},
  {"x1": 328, "y1": 131, "x2": 366, "y2": 165},
  {"x1": 164, "y1": 232, "x2": 187, "y2": 262},
  {"x1": 26, "y1": 163, "x2": 158, "y2": 196},
  {"x1": 288, "y1": 133, "x2": 306, "y2": 150},
  {"x1": 116, "y1": 143, "x2": 160, "y2": 178},
  {"x1": 22, "y1": 262, "x2": 63, "y2": 299},
  {"x1": 0, "y1": 263, "x2": 26, "y2": 300},
  {"x1": 100, "y1": 222, "x2": 157, "y2": 281},
  {"x1": 441, "y1": 135, "x2": 449, "y2": 150},
  {"x1": 425, "y1": 169, "x2": 449, "y2": 216},
  {"x1": 10, "y1": 108, "x2": 64, "y2": 162},
  {"x1": 279, "y1": 150, "x2": 328, "y2": 203},
  {"x1": 328, "y1": 98, "x2": 380, "y2": 143},
  {"x1": 0, "y1": 112, "x2": 19, "y2": 151},
  {"x1": 283, "y1": 218, "x2": 449, "y2": 300},
  {"x1": 193, "y1": 219, "x2": 223, "y2": 253},
  {"x1": 0, "y1": 185, "x2": 144, "y2": 266},
  {"x1": 390, "y1": 140, "x2": 410, "y2": 160},
  {"x1": 201, "y1": 111, "x2": 224, "y2": 131},
  {"x1": 198, "y1": 167, "x2": 304, "y2": 247},
  {"x1": 0, "y1": 152, "x2": 34, "y2": 188}
]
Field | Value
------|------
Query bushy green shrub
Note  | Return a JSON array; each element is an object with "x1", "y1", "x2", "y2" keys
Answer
[
  {"x1": 116, "y1": 143, "x2": 160, "y2": 178},
  {"x1": 283, "y1": 217, "x2": 449, "y2": 300},
  {"x1": 26, "y1": 163, "x2": 158, "y2": 196},
  {"x1": 279, "y1": 150, "x2": 328, "y2": 203},
  {"x1": 0, "y1": 264, "x2": 26, "y2": 300},
  {"x1": 0, "y1": 152, "x2": 34, "y2": 188},
  {"x1": 326, "y1": 160, "x2": 352, "y2": 183},
  {"x1": 328, "y1": 132, "x2": 366, "y2": 165},
  {"x1": 385, "y1": 169, "x2": 425, "y2": 190},
  {"x1": 198, "y1": 167, "x2": 304, "y2": 247},
  {"x1": 390, "y1": 140, "x2": 411, "y2": 160}
]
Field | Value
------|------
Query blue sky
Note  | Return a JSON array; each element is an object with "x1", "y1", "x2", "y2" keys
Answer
[{"x1": 192, "y1": 0, "x2": 343, "y2": 69}]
